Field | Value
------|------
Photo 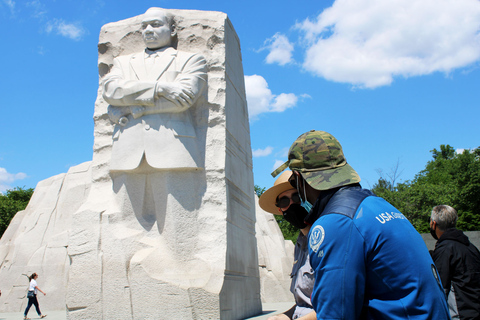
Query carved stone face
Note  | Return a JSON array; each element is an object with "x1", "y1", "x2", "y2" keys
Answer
[{"x1": 141, "y1": 9, "x2": 173, "y2": 50}]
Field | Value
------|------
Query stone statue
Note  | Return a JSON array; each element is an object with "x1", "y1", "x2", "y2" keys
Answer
[
  {"x1": 101, "y1": 8, "x2": 208, "y2": 236},
  {"x1": 0, "y1": 7, "x2": 263, "y2": 319},
  {"x1": 103, "y1": 7, "x2": 207, "y2": 170}
]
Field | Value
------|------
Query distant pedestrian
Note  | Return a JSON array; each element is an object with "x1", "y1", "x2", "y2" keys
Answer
[
  {"x1": 430, "y1": 205, "x2": 480, "y2": 319},
  {"x1": 24, "y1": 273, "x2": 47, "y2": 319}
]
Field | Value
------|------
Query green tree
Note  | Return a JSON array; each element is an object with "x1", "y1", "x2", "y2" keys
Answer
[
  {"x1": 431, "y1": 144, "x2": 455, "y2": 160},
  {"x1": 254, "y1": 185, "x2": 265, "y2": 197},
  {"x1": 0, "y1": 187, "x2": 34, "y2": 237},
  {"x1": 273, "y1": 215, "x2": 299, "y2": 243},
  {"x1": 373, "y1": 145, "x2": 480, "y2": 233}
]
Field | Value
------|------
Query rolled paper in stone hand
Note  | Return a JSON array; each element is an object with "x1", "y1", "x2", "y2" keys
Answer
[{"x1": 119, "y1": 116, "x2": 129, "y2": 126}]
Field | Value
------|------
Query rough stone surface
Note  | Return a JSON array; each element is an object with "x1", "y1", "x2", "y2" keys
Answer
[
  {"x1": 0, "y1": 8, "x2": 268, "y2": 319},
  {"x1": 0, "y1": 162, "x2": 91, "y2": 312},
  {"x1": 254, "y1": 194, "x2": 295, "y2": 303}
]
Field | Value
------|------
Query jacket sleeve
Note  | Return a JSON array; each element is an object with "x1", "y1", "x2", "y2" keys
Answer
[
  {"x1": 102, "y1": 52, "x2": 207, "y2": 114},
  {"x1": 308, "y1": 214, "x2": 366, "y2": 319},
  {"x1": 432, "y1": 244, "x2": 452, "y2": 297},
  {"x1": 102, "y1": 56, "x2": 157, "y2": 107},
  {"x1": 102, "y1": 52, "x2": 207, "y2": 113},
  {"x1": 150, "y1": 52, "x2": 207, "y2": 113}
]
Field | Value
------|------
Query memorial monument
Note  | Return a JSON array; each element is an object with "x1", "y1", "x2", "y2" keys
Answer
[
  {"x1": 0, "y1": 7, "x2": 266, "y2": 319},
  {"x1": 254, "y1": 196, "x2": 295, "y2": 303}
]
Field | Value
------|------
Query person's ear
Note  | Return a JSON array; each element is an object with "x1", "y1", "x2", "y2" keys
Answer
[
  {"x1": 295, "y1": 171, "x2": 306, "y2": 186},
  {"x1": 170, "y1": 23, "x2": 177, "y2": 37},
  {"x1": 293, "y1": 171, "x2": 301, "y2": 183}
]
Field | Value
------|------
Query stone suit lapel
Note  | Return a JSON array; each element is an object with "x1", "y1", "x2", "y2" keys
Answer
[
  {"x1": 129, "y1": 48, "x2": 177, "y2": 81},
  {"x1": 152, "y1": 47, "x2": 177, "y2": 80},
  {"x1": 129, "y1": 51, "x2": 148, "y2": 80}
]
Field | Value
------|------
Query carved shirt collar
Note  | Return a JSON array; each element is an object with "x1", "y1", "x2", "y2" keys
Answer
[{"x1": 144, "y1": 47, "x2": 170, "y2": 57}]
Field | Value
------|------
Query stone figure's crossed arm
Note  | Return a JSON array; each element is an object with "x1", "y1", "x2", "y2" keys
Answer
[
  {"x1": 153, "y1": 55, "x2": 207, "y2": 112},
  {"x1": 102, "y1": 53, "x2": 207, "y2": 123}
]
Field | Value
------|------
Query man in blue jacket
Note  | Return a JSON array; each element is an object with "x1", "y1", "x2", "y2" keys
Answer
[{"x1": 272, "y1": 130, "x2": 450, "y2": 320}]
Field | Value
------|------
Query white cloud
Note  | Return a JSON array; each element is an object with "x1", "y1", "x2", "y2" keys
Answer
[
  {"x1": 300, "y1": 93, "x2": 312, "y2": 100},
  {"x1": 3, "y1": 0, "x2": 15, "y2": 13},
  {"x1": 0, "y1": 167, "x2": 27, "y2": 193},
  {"x1": 455, "y1": 148, "x2": 476, "y2": 154},
  {"x1": 46, "y1": 19, "x2": 85, "y2": 40},
  {"x1": 277, "y1": 147, "x2": 290, "y2": 158},
  {"x1": 253, "y1": 146, "x2": 274, "y2": 157},
  {"x1": 26, "y1": 0, "x2": 47, "y2": 18},
  {"x1": 296, "y1": 0, "x2": 480, "y2": 88},
  {"x1": 245, "y1": 74, "x2": 299, "y2": 119},
  {"x1": 272, "y1": 93, "x2": 298, "y2": 112},
  {"x1": 272, "y1": 160, "x2": 286, "y2": 172},
  {"x1": 264, "y1": 33, "x2": 295, "y2": 66}
]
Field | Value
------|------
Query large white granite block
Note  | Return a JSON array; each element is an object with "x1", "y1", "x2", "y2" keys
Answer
[{"x1": 0, "y1": 8, "x2": 268, "y2": 319}]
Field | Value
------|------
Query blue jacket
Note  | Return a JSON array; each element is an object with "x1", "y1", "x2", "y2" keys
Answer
[{"x1": 308, "y1": 186, "x2": 450, "y2": 319}]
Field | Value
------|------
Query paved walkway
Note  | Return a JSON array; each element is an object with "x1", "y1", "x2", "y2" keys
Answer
[
  {"x1": 0, "y1": 311, "x2": 65, "y2": 320},
  {"x1": 0, "y1": 302, "x2": 293, "y2": 320},
  {"x1": 246, "y1": 302, "x2": 293, "y2": 319}
]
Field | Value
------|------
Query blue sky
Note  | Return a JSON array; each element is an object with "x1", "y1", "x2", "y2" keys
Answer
[{"x1": 1, "y1": 0, "x2": 479, "y2": 194}]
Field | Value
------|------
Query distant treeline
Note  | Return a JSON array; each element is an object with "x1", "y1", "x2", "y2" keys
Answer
[
  {"x1": 0, "y1": 187, "x2": 34, "y2": 237},
  {"x1": 256, "y1": 144, "x2": 480, "y2": 241},
  {"x1": 372, "y1": 144, "x2": 480, "y2": 233}
]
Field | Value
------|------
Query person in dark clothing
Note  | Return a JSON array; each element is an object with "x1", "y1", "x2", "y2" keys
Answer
[{"x1": 430, "y1": 205, "x2": 480, "y2": 320}]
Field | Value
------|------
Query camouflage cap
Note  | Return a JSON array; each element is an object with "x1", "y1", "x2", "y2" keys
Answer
[{"x1": 272, "y1": 130, "x2": 361, "y2": 191}]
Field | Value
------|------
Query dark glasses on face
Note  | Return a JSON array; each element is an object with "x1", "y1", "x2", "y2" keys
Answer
[{"x1": 275, "y1": 193, "x2": 301, "y2": 208}]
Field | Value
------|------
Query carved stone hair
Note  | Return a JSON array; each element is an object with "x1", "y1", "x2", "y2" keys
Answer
[
  {"x1": 431, "y1": 205, "x2": 458, "y2": 231},
  {"x1": 165, "y1": 12, "x2": 175, "y2": 32},
  {"x1": 144, "y1": 8, "x2": 176, "y2": 33}
]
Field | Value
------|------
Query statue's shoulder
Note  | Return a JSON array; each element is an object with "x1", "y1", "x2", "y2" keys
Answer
[
  {"x1": 113, "y1": 51, "x2": 142, "y2": 63},
  {"x1": 175, "y1": 49, "x2": 206, "y2": 65},
  {"x1": 175, "y1": 49, "x2": 200, "y2": 57}
]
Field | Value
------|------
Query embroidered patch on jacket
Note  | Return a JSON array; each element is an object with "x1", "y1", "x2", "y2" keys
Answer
[{"x1": 309, "y1": 225, "x2": 325, "y2": 253}]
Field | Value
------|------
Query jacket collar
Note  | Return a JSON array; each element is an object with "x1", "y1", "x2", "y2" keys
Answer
[
  {"x1": 437, "y1": 228, "x2": 470, "y2": 246},
  {"x1": 130, "y1": 47, "x2": 177, "y2": 81}
]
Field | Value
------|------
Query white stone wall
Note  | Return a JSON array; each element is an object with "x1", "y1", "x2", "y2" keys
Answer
[
  {"x1": 0, "y1": 162, "x2": 91, "y2": 312},
  {"x1": 255, "y1": 194, "x2": 295, "y2": 303}
]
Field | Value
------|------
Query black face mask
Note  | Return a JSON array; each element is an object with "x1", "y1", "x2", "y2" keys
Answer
[
  {"x1": 430, "y1": 226, "x2": 438, "y2": 240},
  {"x1": 282, "y1": 203, "x2": 308, "y2": 229}
]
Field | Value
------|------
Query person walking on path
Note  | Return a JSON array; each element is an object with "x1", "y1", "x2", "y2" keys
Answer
[{"x1": 24, "y1": 273, "x2": 47, "y2": 319}]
